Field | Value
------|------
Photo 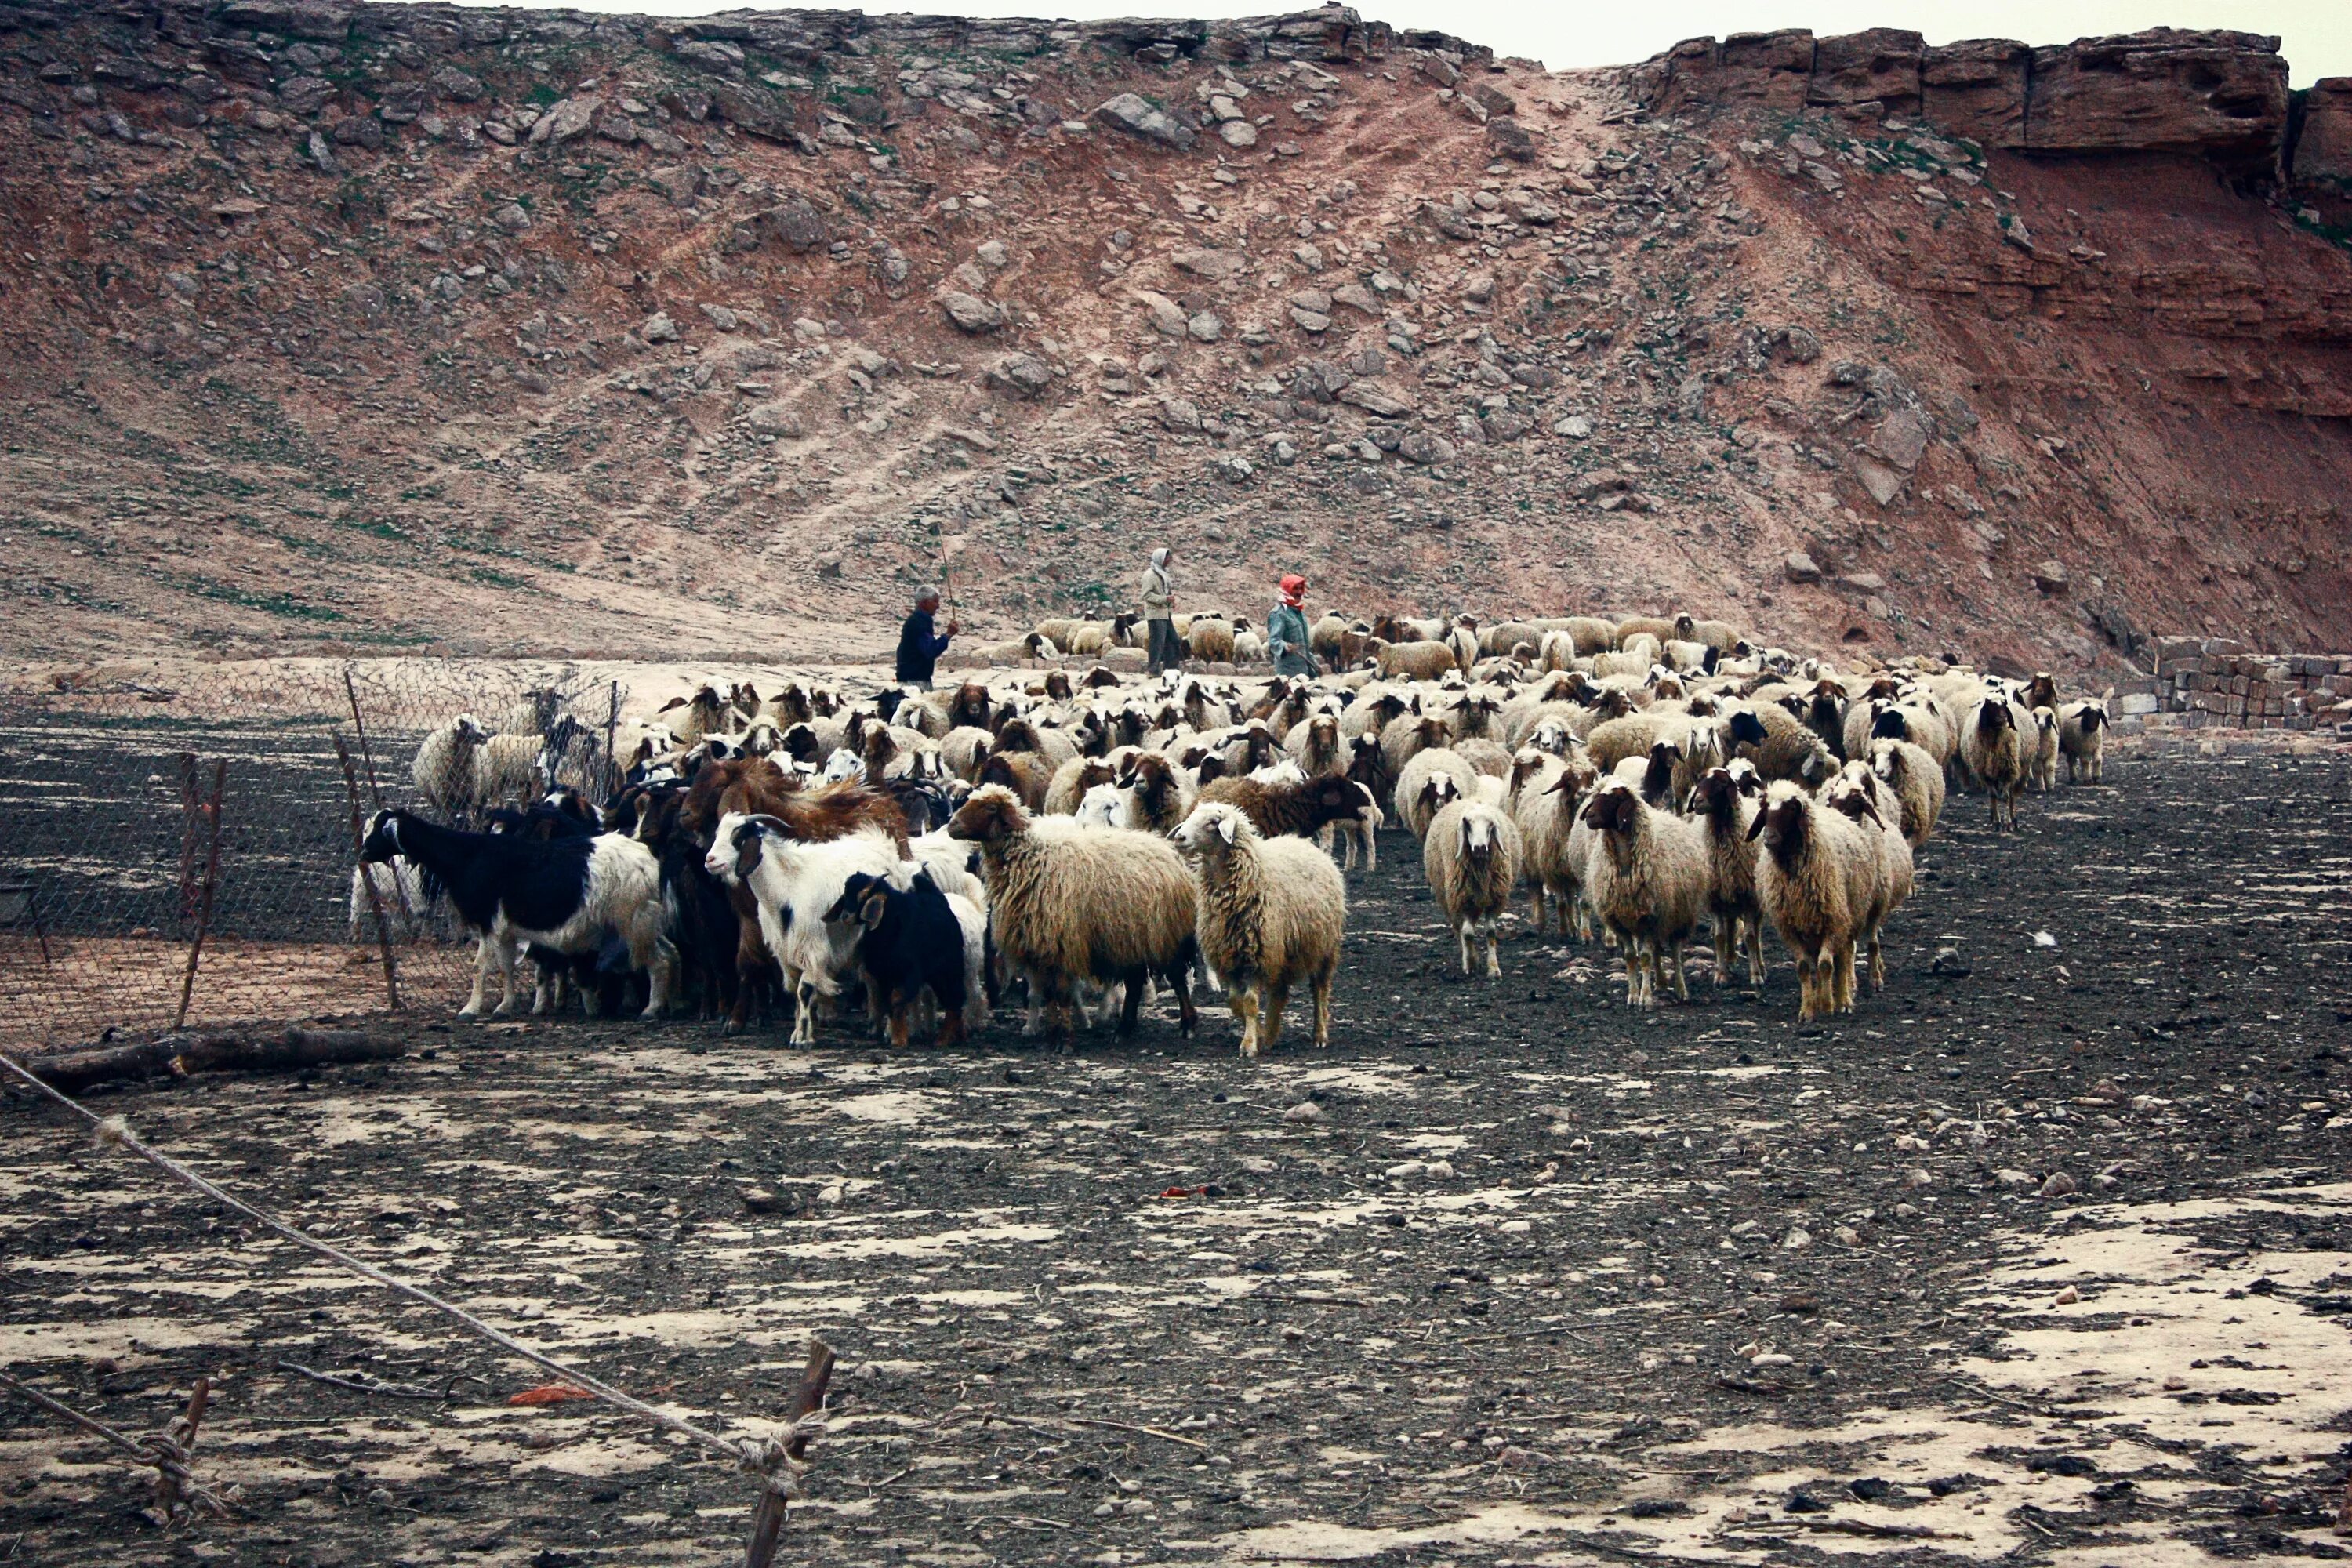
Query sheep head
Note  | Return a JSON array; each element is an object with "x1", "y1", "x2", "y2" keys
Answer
[
  {"x1": 1581, "y1": 783, "x2": 1638, "y2": 836},
  {"x1": 1172, "y1": 800, "x2": 1250, "y2": 856},
  {"x1": 946, "y1": 784, "x2": 1028, "y2": 845}
]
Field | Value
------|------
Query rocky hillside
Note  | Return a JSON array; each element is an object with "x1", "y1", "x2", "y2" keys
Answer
[{"x1": 2, "y1": 2, "x2": 2349, "y2": 670}]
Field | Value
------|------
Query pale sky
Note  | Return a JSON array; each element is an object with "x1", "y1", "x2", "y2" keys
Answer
[{"x1": 457, "y1": 0, "x2": 2349, "y2": 86}]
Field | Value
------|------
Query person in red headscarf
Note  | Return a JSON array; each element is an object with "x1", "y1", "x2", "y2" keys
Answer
[{"x1": 1265, "y1": 573, "x2": 1317, "y2": 678}]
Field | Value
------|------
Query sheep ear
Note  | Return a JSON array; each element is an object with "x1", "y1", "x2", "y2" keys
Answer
[
  {"x1": 657, "y1": 697, "x2": 685, "y2": 713},
  {"x1": 1746, "y1": 811, "x2": 1767, "y2": 841},
  {"x1": 1216, "y1": 811, "x2": 1240, "y2": 845},
  {"x1": 858, "y1": 889, "x2": 888, "y2": 929}
]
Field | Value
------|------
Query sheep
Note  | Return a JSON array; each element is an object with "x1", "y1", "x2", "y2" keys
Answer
[
  {"x1": 1232, "y1": 625, "x2": 1266, "y2": 663},
  {"x1": 822, "y1": 868, "x2": 978, "y2": 1047},
  {"x1": 1117, "y1": 750, "x2": 1197, "y2": 834},
  {"x1": 907, "y1": 827, "x2": 989, "y2": 911},
  {"x1": 975, "y1": 750, "x2": 1053, "y2": 812},
  {"x1": 1423, "y1": 800, "x2": 1523, "y2": 978},
  {"x1": 475, "y1": 731, "x2": 548, "y2": 812},
  {"x1": 1673, "y1": 613, "x2": 1741, "y2": 653},
  {"x1": 1075, "y1": 780, "x2": 1134, "y2": 829},
  {"x1": 1725, "y1": 704, "x2": 1837, "y2": 788},
  {"x1": 1064, "y1": 622, "x2": 1112, "y2": 657},
  {"x1": 2028, "y1": 706, "x2": 2061, "y2": 793},
  {"x1": 1171, "y1": 801, "x2": 1346, "y2": 1057},
  {"x1": 412, "y1": 714, "x2": 489, "y2": 822},
  {"x1": 993, "y1": 714, "x2": 1080, "y2": 773},
  {"x1": 1044, "y1": 755, "x2": 1120, "y2": 815},
  {"x1": 1960, "y1": 695, "x2": 2030, "y2": 830},
  {"x1": 1317, "y1": 782, "x2": 1383, "y2": 874},
  {"x1": 1686, "y1": 765, "x2": 1767, "y2": 989},
  {"x1": 1377, "y1": 712, "x2": 1452, "y2": 799},
  {"x1": 631, "y1": 782, "x2": 741, "y2": 1022},
  {"x1": 1578, "y1": 779, "x2": 1712, "y2": 1007},
  {"x1": 2059, "y1": 699, "x2": 2108, "y2": 784},
  {"x1": 938, "y1": 724, "x2": 995, "y2": 783},
  {"x1": 1196, "y1": 771, "x2": 1378, "y2": 844},
  {"x1": 1188, "y1": 614, "x2": 1238, "y2": 665},
  {"x1": 982, "y1": 630, "x2": 1059, "y2": 663},
  {"x1": 1480, "y1": 618, "x2": 1543, "y2": 657},
  {"x1": 706, "y1": 815, "x2": 904, "y2": 1046},
  {"x1": 1867, "y1": 738, "x2": 1945, "y2": 849},
  {"x1": 1537, "y1": 630, "x2": 1579, "y2": 673},
  {"x1": 1395, "y1": 748, "x2": 1481, "y2": 840},
  {"x1": 1585, "y1": 713, "x2": 1720, "y2": 798},
  {"x1": 1452, "y1": 735, "x2": 1514, "y2": 779},
  {"x1": 1285, "y1": 713, "x2": 1345, "y2": 777},
  {"x1": 1445, "y1": 616, "x2": 1482, "y2": 673},
  {"x1": 1749, "y1": 781, "x2": 1881, "y2": 1020},
  {"x1": 360, "y1": 808, "x2": 675, "y2": 1020},
  {"x1": 657, "y1": 685, "x2": 731, "y2": 747},
  {"x1": 1616, "y1": 615, "x2": 1676, "y2": 649},
  {"x1": 1562, "y1": 615, "x2": 1617, "y2": 655},
  {"x1": 1506, "y1": 746, "x2": 1596, "y2": 939},
  {"x1": 1370, "y1": 637, "x2": 1460, "y2": 682},
  {"x1": 1824, "y1": 762, "x2": 1915, "y2": 995},
  {"x1": 946, "y1": 785, "x2": 1200, "y2": 1044}
]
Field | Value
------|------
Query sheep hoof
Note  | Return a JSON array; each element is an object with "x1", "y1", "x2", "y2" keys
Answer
[{"x1": 456, "y1": 1006, "x2": 481, "y2": 1020}]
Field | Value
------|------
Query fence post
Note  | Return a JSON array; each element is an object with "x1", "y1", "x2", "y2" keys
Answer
[
  {"x1": 341, "y1": 664, "x2": 384, "y2": 806},
  {"x1": 335, "y1": 734, "x2": 401, "y2": 1013},
  {"x1": 604, "y1": 680, "x2": 622, "y2": 797},
  {"x1": 176, "y1": 751, "x2": 201, "y2": 924},
  {"x1": 172, "y1": 760, "x2": 226, "y2": 1031}
]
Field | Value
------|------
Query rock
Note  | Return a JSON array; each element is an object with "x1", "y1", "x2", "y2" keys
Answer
[
  {"x1": 1290, "y1": 307, "x2": 1332, "y2": 333},
  {"x1": 1282, "y1": 1100, "x2": 1323, "y2": 1123},
  {"x1": 430, "y1": 65, "x2": 485, "y2": 103},
  {"x1": 985, "y1": 354, "x2": 1053, "y2": 398},
  {"x1": 1186, "y1": 311, "x2": 1222, "y2": 343},
  {"x1": 2040, "y1": 1171, "x2": 2079, "y2": 1198},
  {"x1": 1809, "y1": 28, "x2": 1925, "y2": 114},
  {"x1": 1484, "y1": 409, "x2": 1532, "y2": 441},
  {"x1": 1289, "y1": 288, "x2": 1334, "y2": 314},
  {"x1": 1337, "y1": 383, "x2": 1410, "y2": 418},
  {"x1": 2053, "y1": 1285, "x2": 2082, "y2": 1305},
  {"x1": 648, "y1": 165, "x2": 702, "y2": 206},
  {"x1": 746, "y1": 402, "x2": 803, "y2": 436},
  {"x1": 2296, "y1": 78, "x2": 2352, "y2": 188},
  {"x1": 1120, "y1": 293, "x2": 1181, "y2": 341},
  {"x1": 341, "y1": 282, "x2": 385, "y2": 319},
  {"x1": 1922, "y1": 38, "x2": 2031, "y2": 146},
  {"x1": 1396, "y1": 430, "x2": 1456, "y2": 466},
  {"x1": 1211, "y1": 453, "x2": 1254, "y2": 482},
  {"x1": 699, "y1": 303, "x2": 739, "y2": 331},
  {"x1": 492, "y1": 202, "x2": 531, "y2": 233},
  {"x1": 278, "y1": 75, "x2": 336, "y2": 114},
  {"x1": 1172, "y1": 248, "x2": 1247, "y2": 281},
  {"x1": 528, "y1": 94, "x2": 601, "y2": 145},
  {"x1": 2025, "y1": 31, "x2": 2288, "y2": 174},
  {"x1": 1994, "y1": 1168, "x2": 2034, "y2": 1189},
  {"x1": 1329, "y1": 282, "x2": 1377, "y2": 314},
  {"x1": 1853, "y1": 455, "x2": 1904, "y2": 507},
  {"x1": 1094, "y1": 93, "x2": 1196, "y2": 151},
  {"x1": 1839, "y1": 571, "x2": 1888, "y2": 593},
  {"x1": 1904, "y1": 1167, "x2": 1934, "y2": 1188},
  {"x1": 1771, "y1": 325, "x2": 1824, "y2": 364},
  {"x1": 1220, "y1": 118, "x2": 1258, "y2": 147},
  {"x1": 595, "y1": 113, "x2": 637, "y2": 143},
  {"x1": 1782, "y1": 1226, "x2": 1813, "y2": 1250},
  {"x1": 2032, "y1": 558, "x2": 2071, "y2": 594},
  {"x1": 1159, "y1": 397, "x2": 1203, "y2": 431},
  {"x1": 1929, "y1": 946, "x2": 1971, "y2": 975},
  {"x1": 1486, "y1": 117, "x2": 1535, "y2": 161},
  {"x1": 757, "y1": 198, "x2": 829, "y2": 254},
  {"x1": 330, "y1": 114, "x2": 383, "y2": 149},
  {"x1": 1554, "y1": 415, "x2": 1594, "y2": 439},
  {"x1": 1653, "y1": 30, "x2": 1817, "y2": 114},
  {"x1": 641, "y1": 312, "x2": 680, "y2": 344},
  {"x1": 975, "y1": 239, "x2": 1011, "y2": 269},
  {"x1": 938, "y1": 292, "x2": 1006, "y2": 334},
  {"x1": 1873, "y1": 409, "x2": 1931, "y2": 470},
  {"x1": 1461, "y1": 273, "x2": 1496, "y2": 304},
  {"x1": 1784, "y1": 550, "x2": 1823, "y2": 584}
]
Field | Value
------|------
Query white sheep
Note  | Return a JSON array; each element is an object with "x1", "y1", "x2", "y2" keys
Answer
[
  {"x1": 1578, "y1": 779, "x2": 1712, "y2": 1007},
  {"x1": 1172, "y1": 801, "x2": 1346, "y2": 1058},
  {"x1": 1867, "y1": 738, "x2": 1945, "y2": 848},
  {"x1": 1685, "y1": 764, "x2": 1766, "y2": 989},
  {"x1": 1395, "y1": 747, "x2": 1480, "y2": 840},
  {"x1": 1505, "y1": 746, "x2": 1595, "y2": 940},
  {"x1": 2028, "y1": 706, "x2": 2060, "y2": 793},
  {"x1": 1824, "y1": 762, "x2": 1915, "y2": 996},
  {"x1": 412, "y1": 713, "x2": 488, "y2": 821},
  {"x1": 1960, "y1": 695, "x2": 2031, "y2": 831},
  {"x1": 347, "y1": 856, "x2": 446, "y2": 943},
  {"x1": 2059, "y1": 699, "x2": 2108, "y2": 784},
  {"x1": 1423, "y1": 800, "x2": 1523, "y2": 978},
  {"x1": 1750, "y1": 781, "x2": 1882, "y2": 1020}
]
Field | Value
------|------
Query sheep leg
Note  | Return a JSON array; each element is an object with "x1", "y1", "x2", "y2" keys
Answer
[
  {"x1": 1711, "y1": 920, "x2": 1734, "y2": 987},
  {"x1": 1794, "y1": 953, "x2": 1818, "y2": 1022},
  {"x1": 1834, "y1": 942, "x2": 1858, "y2": 1014},
  {"x1": 1865, "y1": 926, "x2": 1886, "y2": 992},
  {"x1": 1310, "y1": 964, "x2": 1334, "y2": 1049},
  {"x1": 937, "y1": 1004, "x2": 966, "y2": 1048},
  {"x1": 1233, "y1": 988, "x2": 1261, "y2": 1059},
  {"x1": 1261, "y1": 983, "x2": 1291, "y2": 1054},
  {"x1": 1164, "y1": 948, "x2": 1200, "y2": 1037},
  {"x1": 887, "y1": 1000, "x2": 910, "y2": 1050},
  {"x1": 1667, "y1": 939, "x2": 1690, "y2": 1003},
  {"x1": 1116, "y1": 966, "x2": 1148, "y2": 1035},
  {"x1": 1745, "y1": 919, "x2": 1767, "y2": 989},
  {"x1": 490, "y1": 935, "x2": 525, "y2": 1017},
  {"x1": 792, "y1": 980, "x2": 819, "y2": 1047},
  {"x1": 1483, "y1": 918, "x2": 1502, "y2": 980},
  {"x1": 1456, "y1": 922, "x2": 1475, "y2": 977},
  {"x1": 1623, "y1": 942, "x2": 1649, "y2": 1008}
]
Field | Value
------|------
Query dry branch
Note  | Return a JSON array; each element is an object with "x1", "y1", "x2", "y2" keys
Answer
[{"x1": 3, "y1": 1027, "x2": 404, "y2": 1092}]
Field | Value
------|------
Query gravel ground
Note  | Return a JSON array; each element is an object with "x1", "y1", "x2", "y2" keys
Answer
[{"x1": 4, "y1": 750, "x2": 2350, "y2": 1568}]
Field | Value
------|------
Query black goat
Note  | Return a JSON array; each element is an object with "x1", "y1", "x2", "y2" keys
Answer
[
  {"x1": 358, "y1": 809, "x2": 672, "y2": 1019},
  {"x1": 822, "y1": 869, "x2": 971, "y2": 1047}
]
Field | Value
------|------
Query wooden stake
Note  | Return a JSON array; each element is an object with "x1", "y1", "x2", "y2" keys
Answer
[
  {"x1": 341, "y1": 664, "x2": 384, "y2": 806},
  {"x1": 744, "y1": 1338, "x2": 834, "y2": 1568},
  {"x1": 172, "y1": 760, "x2": 225, "y2": 1031},
  {"x1": 334, "y1": 733, "x2": 401, "y2": 1011}
]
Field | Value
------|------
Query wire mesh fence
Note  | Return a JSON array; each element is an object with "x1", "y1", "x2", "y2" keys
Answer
[{"x1": 0, "y1": 660, "x2": 632, "y2": 1049}]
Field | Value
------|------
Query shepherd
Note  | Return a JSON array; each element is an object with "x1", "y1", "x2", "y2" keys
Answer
[
  {"x1": 1265, "y1": 572, "x2": 1317, "y2": 680},
  {"x1": 1141, "y1": 546, "x2": 1181, "y2": 677},
  {"x1": 895, "y1": 586, "x2": 960, "y2": 692}
]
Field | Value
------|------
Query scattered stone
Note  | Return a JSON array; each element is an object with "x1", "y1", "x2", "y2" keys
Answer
[
  {"x1": 1282, "y1": 1101, "x2": 1323, "y2": 1123},
  {"x1": 1784, "y1": 550, "x2": 1823, "y2": 584},
  {"x1": 2033, "y1": 558, "x2": 2071, "y2": 594},
  {"x1": 641, "y1": 312, "x2": 680, "y2": 344},
  {"x1": 985, "y1": 354, "x2": 1053, "y2": 398},
  {"x1": 1396, "y1": 430, "x2": 1456, "y2": 466},
  {"x1": 2040, "y1": 1171, "x2": 2079, "y2": 1199},
  {"x1": 938, "y1": 292, "x2": 1006, "y2": 334},
  {"x1": 1094, "y1": 93, "x2": 1196, "y2": 150}
]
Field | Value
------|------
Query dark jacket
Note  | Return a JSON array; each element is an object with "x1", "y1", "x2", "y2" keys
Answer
[
  {"x1": 1266, "y1": 601, "x2": 1316, "y2": 677},
  {"x1": 895, "y1": 608, "x2": 952, "y2": 683}
]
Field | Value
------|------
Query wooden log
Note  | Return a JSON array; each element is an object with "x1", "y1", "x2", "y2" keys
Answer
[
  {"x1": 744, "y1": 1338, "x2": 834, "y2": 1568},
  {"x1": 3, "y1": 1029, "x2": 405, "y2": 1093}
]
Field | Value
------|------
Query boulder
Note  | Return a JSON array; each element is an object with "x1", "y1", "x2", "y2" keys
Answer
[
  {"x1": 528, "y1": 94, "x2": 601, "y2": 145},
  {"x1": 1220, "y1": 118, "x2": 1258, "y2": 148},
  {"x1": 1486, "y1": 117, "x2": 1535, "y2": 161},
  {"x1": 938, "y1": 292, "x2": 1006, "y2": 334},
  {"x1": 1922, "y1": 39, "x2": 2031, "y2": 147},
  {"x1": 2293, "y1": 78, "x2": 2352, "y2": 189},
  {"x1": 278, "y1": 75, "x2": 336, "y2": 114},
  {"x1": 1396, "y1": 430, "x2": 1457, "y2": 466},
  {"x1": 2032, "y1": 558, "x2": 2071, "y2": 594},
  {"x1": 1784, "y1": 550, "x2": 1824, "y2": 584},
  {"x1": 1171, "y1": 248, "x2": 1247, "y2": 280},
  {"x1": 756, "y1": 197, "x2": 829, "y2": 253},
  {"x1": 986, "y1": 354, "x2": 1054, "y2": 398},
  {"x1": 1852, "y1": 454, "x2": 1905, "y2": 506},
  {"x1": 1809, "y1": 29, "x2": 1923, "y2": 114},
  {"x1": 1872, "y1": 408, "x2": 1932, "y2": 470},
  {"x1": 2024, "y1": 30, "x2": 2288, "y2": 175},
  {"x1": 1337, "y1": 382, "x2": 1410, "y2": 417},
  {"x1": 1093, "y1": 93, "x2": 1196, "y2": 151},
  {"x1": 641, "y1": 312, "x2": 681, "y2": 343},
  {"x1": 1659, "y1": 31, "x2": 1817, "y2": 113},
  {"x1": 1136, "y1": 291, "x2": 1189, "y2": 336},
  {"x1": 746, "y1": 402, "x2": 804, "y2": 436}
]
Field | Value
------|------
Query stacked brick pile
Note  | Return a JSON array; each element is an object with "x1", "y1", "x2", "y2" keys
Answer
[{"x1": 2151, "y1": 637, "x2": 2352, "y2": 735}]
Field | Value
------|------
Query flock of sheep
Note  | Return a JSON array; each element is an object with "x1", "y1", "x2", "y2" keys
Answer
[{"x1": 359, "y1": 608, "x2": 2114, "y2": 1051}]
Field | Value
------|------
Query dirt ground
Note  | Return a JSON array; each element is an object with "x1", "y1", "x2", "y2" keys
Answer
[{"x1": 4, "y1": 751, "x2": 2351, "y2": 1567}]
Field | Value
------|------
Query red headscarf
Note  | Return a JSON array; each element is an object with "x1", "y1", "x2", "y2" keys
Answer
[{"x1": 1279, "y1": 574, "x2": 1307, "y2": 609}]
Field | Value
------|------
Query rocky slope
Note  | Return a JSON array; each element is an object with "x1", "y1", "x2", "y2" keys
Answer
[{"x1": 1, "y1": 2, "x2": 2349, "y2": 670}]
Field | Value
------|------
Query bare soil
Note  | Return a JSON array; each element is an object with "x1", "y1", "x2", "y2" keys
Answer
[{"x1": 4, "y1": 750, "x2": 2351, "y2": 1567}]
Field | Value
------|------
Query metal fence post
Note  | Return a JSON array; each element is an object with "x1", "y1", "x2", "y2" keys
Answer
[
  {"x1": 335, "y1": 734, "x2": 401, "y2": 1013},
  {"x1": 171, "y1": 760, "x2": 226, "y2": 1031}
]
